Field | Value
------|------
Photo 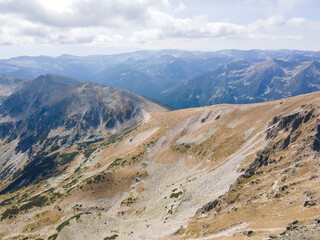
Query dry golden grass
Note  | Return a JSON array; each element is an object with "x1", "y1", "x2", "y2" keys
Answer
[
  {"x1": 1, "y1": 91, "x2": 320, "y2": 240},
  {"x1": 174, "y1": 95, "x2": 320, "y2": 239},
  {"x1": 22, "y1": 209, "x2": 61, "y2": 233}
]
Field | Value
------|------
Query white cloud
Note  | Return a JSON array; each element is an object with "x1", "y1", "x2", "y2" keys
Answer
[
  {"x1": 250, "y1": 16, "x2": 286, "y2": 30},
  {"x1": 131, "y1": 15, "x2": 302, "y2": 42},
  {"x1": 287, "y1": 17, "x2": 320, "y2": 29},
  {"x1": 0, "y1": 0, "x2": 171, "y2": 28},
  {"x1": 0, "y1": 0, "x2": 317, "y2": 48}
]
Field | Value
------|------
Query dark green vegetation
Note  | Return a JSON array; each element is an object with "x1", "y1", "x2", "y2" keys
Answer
[
  {"x1": 0, "y1": 196, "x2": 15, "y2": 206},
  {"x1": 170, "y1": 191, "x2": 183, "y2": 199},
  {"x1": 62, "y1": 179, "x2": 78, "y2": 189},
  {"x1": 45, "y1": 212, "x2": 91, "y2": 239},
  {"x1": 19, "y1": 195, "x2": 48, "y2": 211},
  {"x1": 77, "y1": 139, "x2": 102, "y2": 150},
  {"x1": 56, "y1": 213, "x2": 83, "y2": 232},
  {"x1": 107, "y1": 149, "x2": 146, "y2": 170},
  {"x1": 107, "y1": 158, "x2": 124, "y2": 170},
  {"x1": 1, "y1": 195, "x2": 47, "y2": 220},
  {"x1": 172, "y1": 143, "x2": 191, "y2": 153},
  {"x1": 121, "y1": 197, "x2": 137, "y2": 206},
  {"x1": 0, "y1": 164, "x2": 14, "y2": 181},
  {"x1": 59, "y1": 152, "x2": 79, "y2": 165},
  {"x1": 1, "y1": 207, "x2": 19, "y2": 220},
  {"x1": 0, "y1": 150, "x2": 79, "y2": 196},
  {"x1": 104, "y1": 128, "x2": 136, "y2": 146},
  {"x1": 47, "y1": 233, "x2": 58, "y2": 240},
  {"x1": 83, "y1": 148, "x2": 96, "y2": 158},
  {"x1": 38, "y1": 128, "x2": 50, "y2": 144},
  {"x1": 104, "y1": 234, "x2": 119, "y2": 240},
  {"x1": 0, "y1": 190, "x2": 62, "y2": 220},
  {"x1": 86, "y1": 179, "x2": 93, "y2": 184},
  {"x1": 86, "y1": 172, "x2": 109, "y2": 185},
  {"x1": 0, "y1": 153, "x2": 59, "y2": 194}
]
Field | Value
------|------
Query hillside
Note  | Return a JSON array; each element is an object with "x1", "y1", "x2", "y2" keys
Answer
[
  {"x1": 0, "y1": 74, "x2": 166, "y2": 195},
  {"x1": 0, "y1": 82, "x2": 319, "y2": 239}
]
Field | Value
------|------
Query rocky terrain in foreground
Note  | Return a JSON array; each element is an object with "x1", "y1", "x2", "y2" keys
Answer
[{"x1": 0, "y1": 75, "x2": 319, "y2": 239}]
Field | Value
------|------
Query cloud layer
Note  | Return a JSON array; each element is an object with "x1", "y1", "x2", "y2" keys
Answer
[{"x1": 0, "y1": 0, "x2": 318, "y2": 50}]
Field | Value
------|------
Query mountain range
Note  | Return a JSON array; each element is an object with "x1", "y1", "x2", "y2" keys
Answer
[
  {"x1": 0, "y1": 50, "x2": 320, "y2": 240},
  {"x1": 160, "y1": 58, "x2": 320, "y2": 109},
  {"x1": 1, "y1": 49, "x2": 320, "y2": 109}
]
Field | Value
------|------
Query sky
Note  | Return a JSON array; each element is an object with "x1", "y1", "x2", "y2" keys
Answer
[{"x1": 0, "y1": 0, "x2": 319, "y2": 58}]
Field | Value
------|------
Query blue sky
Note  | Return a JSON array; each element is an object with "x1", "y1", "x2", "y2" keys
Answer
[{"x1": 0, "y1": 0, "x2": 319, "y2": 58}]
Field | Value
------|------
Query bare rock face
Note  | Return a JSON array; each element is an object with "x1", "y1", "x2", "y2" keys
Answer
[
  {"x1": 0, "y1": 74, "x2": 166, "y2": 192},
  {"x1": 241, "y1": 108, "x2": 316, "y2": 179},
  {"x1": 313, "y1": 124, "x2": 320, "y2": 151},
  {"x1": 196, "y1": 199, "x2": 221, "y2": 215},
  {"x1": 273, "y1": 218, "x2": 320, "y2": 240},
  {"x1": 0, "y1": 75, "x2": 158, "y2": 153}
]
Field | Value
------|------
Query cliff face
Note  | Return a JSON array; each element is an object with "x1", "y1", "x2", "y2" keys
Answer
[{"x1": 0, "y1": 76, "x2": 319, "y2": 239}]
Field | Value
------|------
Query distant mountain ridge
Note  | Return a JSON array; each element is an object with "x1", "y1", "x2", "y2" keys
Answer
[
  {"x1": 159, "y1": 58, "x2": 320, "y2": 109},
  {"x1": 0, "y1": 49, "x2": 320, "y2": 109}
]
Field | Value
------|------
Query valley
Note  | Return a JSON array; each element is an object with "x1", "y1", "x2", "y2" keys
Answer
[{"x1": 0, "y1": 74, "x2": 319, "y2": 239}]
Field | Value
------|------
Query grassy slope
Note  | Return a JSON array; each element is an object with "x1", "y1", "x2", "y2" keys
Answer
[{"x1": 0, "y1": 92, "x2": 319, "y2": 239}]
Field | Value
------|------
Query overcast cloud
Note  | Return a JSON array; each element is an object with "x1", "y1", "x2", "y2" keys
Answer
[{"x1": 0, "y1": 0, "x2": 319, "y2": 57}]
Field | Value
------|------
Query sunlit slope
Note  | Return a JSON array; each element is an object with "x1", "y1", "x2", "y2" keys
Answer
[{"x1": 0, "y1": 90, "x2": 319, "y2": 240}]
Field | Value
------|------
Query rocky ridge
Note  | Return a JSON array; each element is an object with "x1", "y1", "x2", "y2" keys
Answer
[
  {"x1": 0, "y1": 74, "x2": 166, "y2": 195},
  {"x1": 0, "y1": 82, "x2": 319, "y2": 239}
]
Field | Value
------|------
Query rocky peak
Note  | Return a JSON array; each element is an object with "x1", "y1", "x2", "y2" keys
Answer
[
  {"x1": 0, "y1": 74, "x2": 84, "y2": 119},
  {"x1": 0, "y1": 74, "x2": 166, "y2": 156}
]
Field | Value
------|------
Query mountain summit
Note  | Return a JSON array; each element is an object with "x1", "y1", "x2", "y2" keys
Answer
[{"x1": 0, "y1": 74, "x2": 167, "y2": 193}]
